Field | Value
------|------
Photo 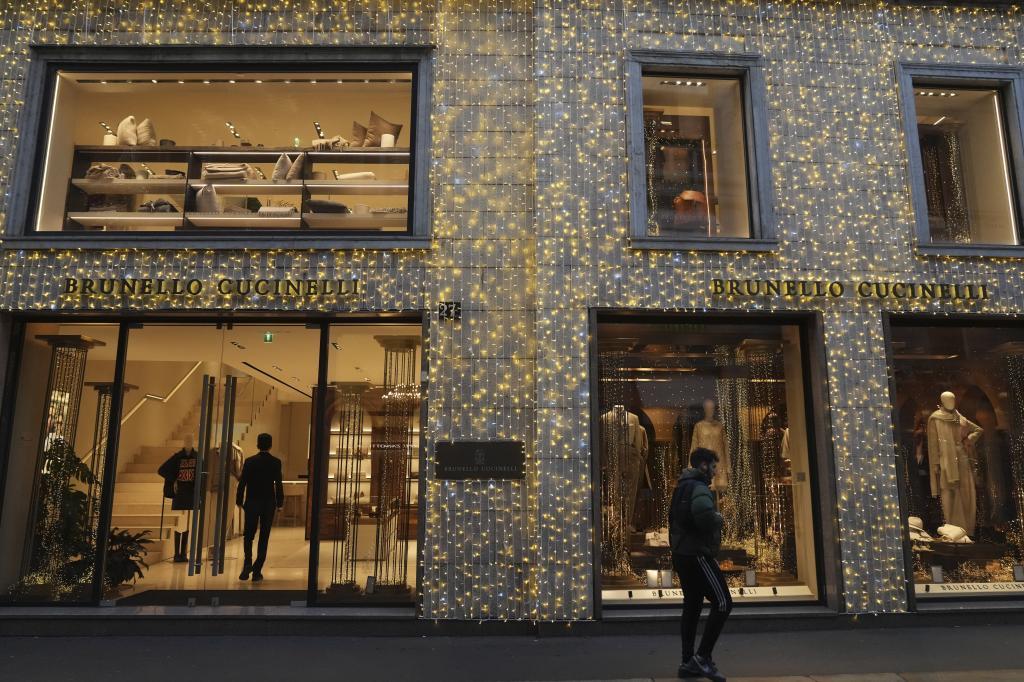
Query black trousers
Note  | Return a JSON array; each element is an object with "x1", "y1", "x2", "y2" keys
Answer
[
  {"x1": 673, "y1": 554, "x2": 733, "y2": 660},
  {"x1": 243, "y1": 504, "x2": 276, "y2": 572}
]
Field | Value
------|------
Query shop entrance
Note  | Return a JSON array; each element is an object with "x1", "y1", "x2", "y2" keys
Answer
[
  {"x1": 109, "y1": 323, "x2": 319, "y2": 605},
  {"x1": 0, "y1": 317, "x2": 424, "y2": 607}
]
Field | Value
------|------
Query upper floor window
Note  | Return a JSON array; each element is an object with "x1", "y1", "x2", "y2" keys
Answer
[
  {"x1": 32, "y1": 66, "x2": 422, "y2": 236},
  {"x1": 899, "y1": 64, "x2": 1024, "y2": 250},
  {"x1": 642, "y1": 75, "x2": 750, "y2": 238},
  {"x1": 627, "y1": 52, "x2": 774, "y2": 249}
]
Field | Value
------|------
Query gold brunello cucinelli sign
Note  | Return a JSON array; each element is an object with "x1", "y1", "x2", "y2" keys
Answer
[
  {"x1": 62, "y1": 276, "x2": 361, "y2": 299},
  {"x1": 710, "y1": 278, "x2": 993, "y2": 301}
]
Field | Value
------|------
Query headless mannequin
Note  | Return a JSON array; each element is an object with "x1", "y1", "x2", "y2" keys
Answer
[
  {"x1": 158, "y1": 434, "x2": 198, "y2": 562},
  {"x1": 600, "y1": 405, "x2": 649, "y2": 573},
  {"x1": 926, "y1": 391, "x2": 982, "y2": 536},
  {"x1": 690, "y1": 399, "x2": 729, "y2": 490}
]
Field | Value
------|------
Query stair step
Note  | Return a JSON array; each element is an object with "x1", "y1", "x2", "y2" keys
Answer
[
  {"x1": 111, "y1": 502, "x2": 184, "y2": 515},
  {"x1": 115, "y1": 472, "x2": 165, "y2": 483}
]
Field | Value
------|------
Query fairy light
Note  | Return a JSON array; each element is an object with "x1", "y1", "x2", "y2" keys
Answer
[{"x1": 0, "y1": 0, "x2": 1021, "y2": 621}]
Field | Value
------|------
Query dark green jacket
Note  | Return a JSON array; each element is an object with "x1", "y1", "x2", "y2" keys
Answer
[{"x1": 669, "y1": 467, "x2": 723, "y2": 558}]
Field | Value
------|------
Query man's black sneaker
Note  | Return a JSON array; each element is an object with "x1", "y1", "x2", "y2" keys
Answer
[
  {"x1": 239, "y1": 565, "x2": 251, "y2": 581},
  {"x1": 677, "y1": 656, "x2": 701, "y2": 678},
  {"x1": 691, "y1": 654, "x2": 726, "y2": 682},
  {"x1": 252, "y1": 572, "x2": 264, "y2": 582}
]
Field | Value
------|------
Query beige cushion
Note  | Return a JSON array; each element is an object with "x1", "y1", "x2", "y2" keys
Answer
[
  {"x1": 116, "y1": 116, "x2": 137, "y2": 146},
  {"x1": 364, "y1": 111, "x2": 402, "y2": 147},
  {"x1": 285, "y1": 153, "x2": 305, "y2": 181},
  {"x1": 351, "y1": 121, "x2": 368, "y2": 147},
  {"x1": 272, "y1": 154, "x2": 293, "y2": 181},
  {"x1": 195, "y1": 184, "x2": 221, "y2": 213},
  {"x1": 136, "y1": 118, "x2": 157, "y2": 146}
]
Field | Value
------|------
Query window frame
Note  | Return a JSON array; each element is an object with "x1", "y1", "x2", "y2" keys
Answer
[
  {"x1": 897, "y1": 62, "x2": 1024, "y2": 257},
  {"x1": 586, "y1": 309, "x2": 842, "y2": 617},
  {"x1": 8, "y1": 45, "x2": 434, "y2": 250},
  {"x1": 626, "y1": 50, "x2": 776, "y2": 251},
  {"x1": 882, "y1": 311, "x2": 1024, "y2": 607}
]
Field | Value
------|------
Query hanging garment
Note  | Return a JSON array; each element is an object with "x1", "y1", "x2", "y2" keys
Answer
[
  {"x1": 977, "y1": 428, "x2": 1015, "y2": 527},
  {"x1": 600, "y1": 406, "x2": 649, "y2": 572},
  {"x1": 690, "y1": 419, "x2": 729, "y2": 490},
  {"x1": 158, "y1": 448, "x2": 198, "y2": 511},
  {"x1": 927, "y1": 408, "x2": 981, "y2": 535}
]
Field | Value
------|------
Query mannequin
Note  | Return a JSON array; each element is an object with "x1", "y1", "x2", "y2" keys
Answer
[
  {"x1": 600, "y1": 405, "x2": 649, "y2": 574},
  {"x1": 158, "y1": 434, "x2": 199, "y2": 562},
  {"x1": 690, "y1": 398, "x2": 729, "y2": 490},
  {"x1": 926, "y1": 391, "x2": 982, "y2": 536}
]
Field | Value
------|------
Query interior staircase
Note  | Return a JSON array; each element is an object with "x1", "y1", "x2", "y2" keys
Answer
[{"x1": 108, "y1": 377, "x2": 276, "y2": 565}]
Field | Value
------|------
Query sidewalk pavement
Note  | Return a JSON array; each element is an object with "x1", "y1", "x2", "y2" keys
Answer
[{"x1": 2, "y1": 625, "x2": 1023, "y2": 681}]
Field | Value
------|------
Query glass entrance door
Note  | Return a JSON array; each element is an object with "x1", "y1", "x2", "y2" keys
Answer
[{"x1": 106, "y1": 323, "x2": 316, "y2": 605}]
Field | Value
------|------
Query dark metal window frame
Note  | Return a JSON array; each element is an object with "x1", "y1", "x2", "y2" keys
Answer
[
  {"x1": 587, "y1": 309, "x2": 842, "y2": 618},
  {"x1": 897, "y1": 62, "x2": 1024, "y2": 258},
  {"x1": 882, "y1": 312, "x2": 1024, "y2": 609},
  {"x1": 7, "y1": 45, "x2": 434, "y2": 250},
  {"x1": 626, "y1": 50, "x2": 777, "y2": 252},
  {"x1": 0, "y1": 310, "x2": 429, "y2": 609}
]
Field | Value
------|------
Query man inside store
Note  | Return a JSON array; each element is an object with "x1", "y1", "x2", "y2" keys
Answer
[
  {"x1": 669, "y1": 447, "x2": 731, "y2": 681},
  {"x1": 236, "y1": 433, "x2": 284, "y2": 583}
]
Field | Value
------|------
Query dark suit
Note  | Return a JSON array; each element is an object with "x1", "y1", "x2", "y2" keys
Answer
[{"x1": 236, "y1": 451, "x2": 284, "y2": 573}]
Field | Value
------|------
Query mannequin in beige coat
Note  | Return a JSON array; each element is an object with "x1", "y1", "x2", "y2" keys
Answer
[
  {"x1": 690, "y1": 399, "x2": 729, "y2": 490},
  {"x1": 927, "y1": 391, "x2": 982, "y2": 535},
  {"x1": 601, "y1": 405, "x2": 649, "y2": 533}
]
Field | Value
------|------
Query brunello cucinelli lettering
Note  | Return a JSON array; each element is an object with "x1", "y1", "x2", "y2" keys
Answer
[
  {"x1": 710, "y1": 278, "x2": 991, "y2": 301},
  {"x1": 63, "y1": 276, "x2": 360, "y2": 299}
]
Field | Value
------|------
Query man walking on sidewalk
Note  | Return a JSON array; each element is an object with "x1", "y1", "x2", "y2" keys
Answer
[{"x1": 669, "y1": 447, "x2": 732, "y2": 681}]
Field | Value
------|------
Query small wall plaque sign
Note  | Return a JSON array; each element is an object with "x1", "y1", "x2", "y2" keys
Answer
[{"x1": 435, "y1": 440, "x2": 525, "y2": 480}]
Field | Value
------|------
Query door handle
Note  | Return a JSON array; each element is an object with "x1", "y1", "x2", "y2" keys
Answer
[
  {"x1": 211, "y1": 375, "x2": 237, "y2": 576},
  {"x1": 188, "y1": 375, "x2": 216, "y2": 576}
]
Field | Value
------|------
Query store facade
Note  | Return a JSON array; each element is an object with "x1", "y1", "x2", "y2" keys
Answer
[{"x1": 0, "y1": 0, "x2": 1023, "y2": 623}]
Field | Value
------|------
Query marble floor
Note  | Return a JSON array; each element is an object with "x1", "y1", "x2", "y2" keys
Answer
[{"x1": 117, "y1": 526, "x2": 417, "y2": 603}]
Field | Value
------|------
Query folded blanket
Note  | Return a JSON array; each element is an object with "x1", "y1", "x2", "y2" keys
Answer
[
  {"x1": 333, "y1": 171, "x2": 377, "y2": 181},
  {"x1": 201, "y1": 171, "x2": 249, "y2": 180},
  {"x1": 257, "y1": 206, "x2": 297, "y2": 216},
  {"x1": 306, "y1": 199, "x2": 350, "y2": 214}
]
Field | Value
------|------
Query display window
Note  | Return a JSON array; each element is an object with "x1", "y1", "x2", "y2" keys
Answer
[
  {"x1": 889, "y1": 321, "x2": 1024, "y2": 598},
  {"x1": 638, "y1": 73, "x2": 751, "y2": 239},
  {"x1": 34, "y1": 71, "x2": 416, "y2": 233},
  {"x1": 910, "y1": 84, "x2": 1020, "y2": 245},
  {"x1": 0, "y1": 319, "x2": 423, "y2": 605},
  {"x1": 595, "y1": 319, "x2": 820, "y2": 605}
]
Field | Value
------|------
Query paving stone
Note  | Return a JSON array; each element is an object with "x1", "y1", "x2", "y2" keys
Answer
[
  {"x1": 810, "y1": 676, "x2": 904, "y2": 682},
  {"x1": 900, "y1": 672, "x2": 1024, "y2": 682}
]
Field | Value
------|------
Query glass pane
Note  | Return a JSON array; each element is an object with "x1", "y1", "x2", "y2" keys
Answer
[
  {"x1": 597, "y1": 321, "x2": 818, "y2": 605},
  {"x1": 37, "y1": 71, "x2": 413, "y2": 233},
  {"x1": 890, "y1": 324, "x2": 1024, "y2": 597},
  {"x1": 0, "y1": 323, "x2": 119, "y2": 603},
  {"x1": 914, "y1": 85, "x2": 1018, "y2": 245},
  {"x1": 105, "y1": 324, "x2": 316, "y2": 605},
  {"x1": 642, "y1": 75, "x2": 751, "y2": 238},
  {"x1": 317, "y1": 324, "x2": 421, "y2": 603}
]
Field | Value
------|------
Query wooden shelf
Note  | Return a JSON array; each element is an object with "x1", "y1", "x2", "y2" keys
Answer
[
  {"x1": 304, "y1": 214, "x2": 408, "y2": 230},
  {"x1": 306, "y1": 181, "x2": 408, "y2": 196},
  {"x1": 189, "y1": 180, "x2": 303, "y2": 195},
  {"x1": 71, "y1": 178, "x2": 186, "y2": 195},
  {"x1": 68, "y1": 211, "x2": 183, "y2": 228},
  {"x1": 186, "y1": 212, "x2": 300, "y2": 228}
]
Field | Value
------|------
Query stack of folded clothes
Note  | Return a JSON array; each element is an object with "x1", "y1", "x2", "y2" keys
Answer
[
  {"x1": 257, "y1": 205, "x2": 297, "y2": 217},
  {"x1": 138, "y1": 199, "x2": 178, "y2": 213},
  {"x1": 936, "y1": 524, "x2": 973, "y2": 544},
  {"x1": 306, "y1": 199, "x2": 350, "y2": 213},
  {"x1": 201, "y1": 163, "x2": 257, "y2": 180},
  {"x1": 85, "y1": 164, "x2": 121, "y2": 180}
]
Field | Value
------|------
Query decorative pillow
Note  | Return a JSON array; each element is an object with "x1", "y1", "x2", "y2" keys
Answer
[
  {"x1": 285, "y1": 153, "x2": 306, "y2": 181},
  {"x1": 116, "y1": 116, "x2": 138, "y2": 146},
  {"x1": 195, "y1": 184, "x2": 221, "y2": 213},
  {"x1": 364, "y1": 111, "x2": 402, "y2": 147},
  {"x1": 272, "y1": 153, "x2": 293, "y2": 181},
  {"x1": 351, "y1": 121, "x2": 368, "y2": 147},
  {"x1": 136, "y1": 118, "x2": 157, "y2": 146}
]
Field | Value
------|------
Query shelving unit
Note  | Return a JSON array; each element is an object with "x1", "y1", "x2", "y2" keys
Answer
[{"x1": 63, "y1": 145, "x2": 411, "y2": 232}]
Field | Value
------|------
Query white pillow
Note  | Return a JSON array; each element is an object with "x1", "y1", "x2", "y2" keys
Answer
[
  {"x1": 272, "y1": 154, "x2": 292, "y2": 181},
  {"x1": 137, "y1": 118, "x2": 157, "y2": 146},
  {"x1": 195, "y1": 184, "x2": 221, "y2": 213},
  {"x1": 116, "y1": 116, "x2": 138, "y2": 146}
]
